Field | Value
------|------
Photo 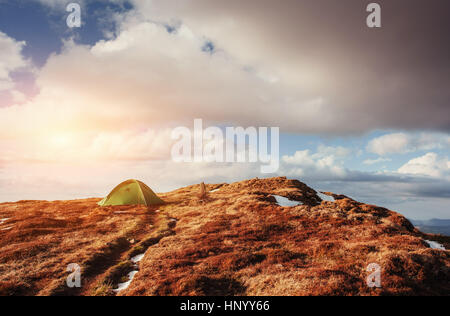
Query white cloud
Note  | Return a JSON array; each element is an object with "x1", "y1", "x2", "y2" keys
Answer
[
  {"x1": 35, "y1": 0, "x2": 85, "y2": 10},
  {"x1": 89, "y1": 129, "x2": 174, "y2": 161},
  {"x1": 282, "y1": 147, "x2": 348, "y2": 180},
  {"x1": 398, "y1": 153, "x2": 449, "y2": 179},
  {"x1": 367, "y1": 133, "x2": 449, "y2": 156},
  {"x1": 126, "y1": 0, "x2": 450, "y2": 132},
  {"x1": 367, "y1": 133, "x2": 410, "y2": 156},
  {"x1": 316, "y1": 145, "x2": 351, "y2": 158},
  {"x1": 0, "y1": 16, "x2": 347, "y2": 165},
  {"x1": 0, "y1": 127, "x2": 175, "y2": 164},
  {"x1": 35, "y1": 0, "x2": 128, "y2": 9},
  {"x1": 0, "y1": 32, "x2": 29, "y2": 92},
  {"x1": 363, "y1": 157, "x2": 392, "y2": 165},
  {"x1": 7, "y1": 1, "x2": 447, "y2": 138}
]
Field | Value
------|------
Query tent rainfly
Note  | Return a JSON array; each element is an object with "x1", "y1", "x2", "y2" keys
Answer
[{"x1": 98, "y1": 179, "x2": 164, "y2": 206}]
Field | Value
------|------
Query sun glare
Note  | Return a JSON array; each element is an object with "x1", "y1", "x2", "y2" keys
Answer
[{"x1": 50, "y1": 135, "x2": 71, "y2": 147}]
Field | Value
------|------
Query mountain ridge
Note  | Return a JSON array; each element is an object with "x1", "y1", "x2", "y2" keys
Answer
[{"x1": 0, "y1": 177, "x2": 449, "y2": 296}]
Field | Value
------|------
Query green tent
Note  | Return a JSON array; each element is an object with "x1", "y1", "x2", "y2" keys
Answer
[{"x1": 98, "y1": 179, "x2": 164, "y2": 206}]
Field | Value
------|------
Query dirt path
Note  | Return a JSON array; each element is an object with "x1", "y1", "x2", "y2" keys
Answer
[
  {"x1": 37, "y1": 209, "x2": 157, "y2": 296},
  {"x1": 80, "y1": 212, "x2": 178, "y2": 296}
]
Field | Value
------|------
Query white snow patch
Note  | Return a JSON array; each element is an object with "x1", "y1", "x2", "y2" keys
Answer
[
  {"x1": 317, "y1": 192, "x2": 335, "y2": 203},
  {"x1": 131, "y1": 253, "x2": 145, "y2": 263},
  {"x1": 273, "y1": 195, "x2": 303, "y2": 207},
  {"x1": 0, "y1": 218, "x2": 10, "y2": 224},
  {"x1": 1, "y1": 226, "x2": 13, "y2": 231},
  {"x1": 170, "y1": 218, "x2": 178, "y2": 223},
  {"x1": 114, "y1": 271, "x2": 138, "y2": 293},
  {"x1": 155, "y1": 210, "x2": 160, "y2": 213},
  {"x1": 424, "y1": 240, "x2": 446, "y2": 251},
  {"x1": 210, "y1": 189, "x2": 221, "y2": 193}
]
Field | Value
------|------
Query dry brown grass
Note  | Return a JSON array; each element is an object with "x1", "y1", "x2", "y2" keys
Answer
[
  {"x1": 0, "y1": 199, "x2": 157, "y2": 296},
  {"x1": 1, "y1": 177, "x2": 449, "y2": 296}
]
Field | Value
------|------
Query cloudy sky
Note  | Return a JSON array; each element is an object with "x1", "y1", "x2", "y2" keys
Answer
[{"x1": 0, "y1": 0, "x2": 449, "y2": 220}]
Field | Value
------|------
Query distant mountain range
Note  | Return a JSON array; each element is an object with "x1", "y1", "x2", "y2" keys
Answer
[{"x1": 410, "y1": 219, "x2": 450, "y2": 236}]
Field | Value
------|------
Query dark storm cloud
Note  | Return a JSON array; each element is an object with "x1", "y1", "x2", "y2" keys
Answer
[
  {"x1": 344, "y1": 173, "x2": 450, "y2": 199},
  {"x1": 140, "y1": 0, "x2": 450, "y2": 133},
  {"x1": 405, "y1": 181, "x2": 450, "y2": 199}
]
